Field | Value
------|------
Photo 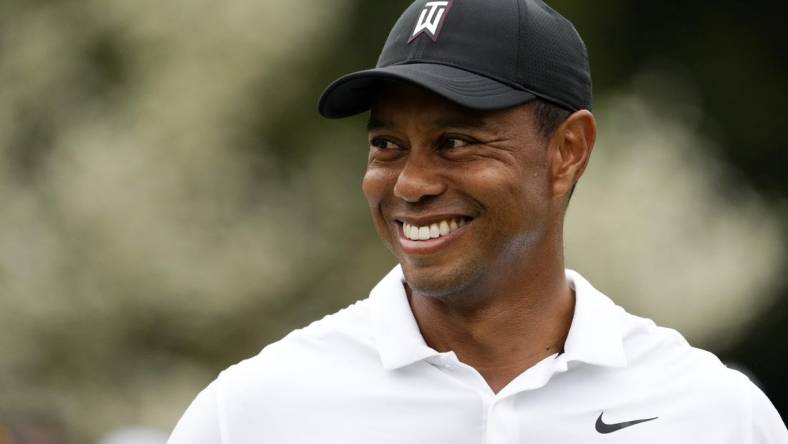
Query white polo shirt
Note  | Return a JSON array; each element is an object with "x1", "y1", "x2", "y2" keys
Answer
[{"x1": 168, "y1": 266, "x2": 787, "y2": 444}]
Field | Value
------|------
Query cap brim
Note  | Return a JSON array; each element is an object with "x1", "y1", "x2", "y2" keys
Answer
[{"x1": 318, "y1": 63, "x2": 537, "y2": 119}]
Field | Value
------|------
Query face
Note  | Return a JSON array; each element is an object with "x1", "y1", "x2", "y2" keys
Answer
[{"x1": 362, "y1": 82, "x2": 565, "y2": 300}]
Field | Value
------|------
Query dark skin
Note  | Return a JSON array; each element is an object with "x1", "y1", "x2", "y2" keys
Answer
[{"x1": 362, "y1": 82, "x2": 596, "y2": 393}]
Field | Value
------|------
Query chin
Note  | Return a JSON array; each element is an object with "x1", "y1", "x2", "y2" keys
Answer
[{"x1": 401, "y1": 260, "x2": 484, "y2": 304}]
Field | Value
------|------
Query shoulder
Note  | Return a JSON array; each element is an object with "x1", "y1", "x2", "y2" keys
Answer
[
  {"x1": 615, "y1": 310, "x2": 786, "y2": 440},
  {"x1": 214, "y1": 298, "x2": 380, "y2": 399},
  {"x1": 168, "y1": 298, "x2": 388, "y2": 443},
  {"x1": 619, "y1": 310, "x2": 747, "y2": 398}
]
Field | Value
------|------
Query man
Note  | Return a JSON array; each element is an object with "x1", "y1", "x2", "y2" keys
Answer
[{"x1": 168, "y1": 1, "x2": 787, "y2": 442}]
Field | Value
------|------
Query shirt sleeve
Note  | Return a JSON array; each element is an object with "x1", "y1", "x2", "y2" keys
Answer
[
  {"x1": 748, "y1": 379, "x2": 788, "y2": 444},
  {"x1": 167, "y1": 380, "x2": 224, "y2": 444}
]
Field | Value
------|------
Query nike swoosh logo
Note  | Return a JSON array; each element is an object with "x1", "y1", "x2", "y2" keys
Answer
[{"x1": 595, "y1": 412, "x2": 658, "y2": 434}]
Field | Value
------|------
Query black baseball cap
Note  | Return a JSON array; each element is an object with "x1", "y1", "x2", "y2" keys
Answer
[{"x1": 318, "y1": 0, "x2": 592, "y2": 119}]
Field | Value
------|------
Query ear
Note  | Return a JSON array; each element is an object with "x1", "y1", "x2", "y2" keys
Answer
[{"x1": 549, "y1": 110, "x2": 596, "y2": 201}]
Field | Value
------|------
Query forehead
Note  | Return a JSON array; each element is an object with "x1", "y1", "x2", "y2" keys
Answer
[{"x1": 368, "y1": 81, "x2": 536, "y2": 133}]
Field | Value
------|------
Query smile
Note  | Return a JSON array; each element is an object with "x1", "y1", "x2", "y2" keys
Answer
[
  {"x1": 402, "y1": 218, "x2": 466, "y2": 241},
  {"x1": 394, "y1": 216, "x2": 473, "y2": 256}
]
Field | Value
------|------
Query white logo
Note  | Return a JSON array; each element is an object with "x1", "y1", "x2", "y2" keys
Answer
[{"x1": 409, "y1": 1, "x2": 453, "y2": 43}]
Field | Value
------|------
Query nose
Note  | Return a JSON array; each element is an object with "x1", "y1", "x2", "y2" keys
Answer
[{"x1": 393, "y1": 153, "x2": 447, "y2": 203}]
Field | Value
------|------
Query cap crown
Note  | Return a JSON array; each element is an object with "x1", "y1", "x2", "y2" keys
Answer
[{"x1": 377, "y1": 0, "x2": 591, "y2": 111}]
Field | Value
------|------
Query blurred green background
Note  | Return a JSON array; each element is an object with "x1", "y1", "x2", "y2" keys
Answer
[{"x1": 0, "y1": 0, "x2": 785, "y2": 442}]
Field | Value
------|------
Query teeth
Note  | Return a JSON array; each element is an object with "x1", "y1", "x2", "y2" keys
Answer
[
  {"x1": 403, "y1": 218, "x2": 468, "y2": 241},
  {"x1": 439, "y1": 220, "x2": 450, "y2": 236}
]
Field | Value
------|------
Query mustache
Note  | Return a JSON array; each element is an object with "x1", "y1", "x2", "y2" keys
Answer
[{"x1": 382, "y1": 196, "x2": 482, "y2": 220}]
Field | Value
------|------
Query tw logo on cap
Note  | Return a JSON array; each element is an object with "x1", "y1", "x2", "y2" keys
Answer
[{"x1": 408, "y1": 0, "x2": 454, "y2": 43}]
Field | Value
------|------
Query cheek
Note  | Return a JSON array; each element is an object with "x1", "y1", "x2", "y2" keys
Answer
[
  {"x1": 362, "y1": 167, "x2": 399, "y2": 248},
  {"x1": 362, "y1": 166, "x2": 400, "y2": 230},
  {"x1": 472, "y1": 163, "x2": 549, "y2": 226},
  {"x1": 361, "y1": 166, "x2": 390, "y2": 206}
]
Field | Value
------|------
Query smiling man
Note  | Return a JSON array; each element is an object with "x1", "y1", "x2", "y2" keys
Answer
[
  {"x1": 360, "y1": 82, "x2": 587, "y2": 394},
  {"x1": 168, "y1": 1, "x2": 787, "y2": 443}
]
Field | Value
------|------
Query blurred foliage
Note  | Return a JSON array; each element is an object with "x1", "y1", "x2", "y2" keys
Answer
[{"x1": 0, "y1": 0, "x2": 785, "y2": 442}]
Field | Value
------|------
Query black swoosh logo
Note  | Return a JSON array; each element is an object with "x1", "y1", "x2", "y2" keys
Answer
[{"x1": 595, "y1": 412, "x2": 658, "y2": 434}]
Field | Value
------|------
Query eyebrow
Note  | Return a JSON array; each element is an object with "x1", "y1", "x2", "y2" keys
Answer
[
  {"x1": 366, "y1": 114, "x2": 487, "y2": 132},
  {"x1": 366, "y1": 117, "x2": 389, "y2": 131}
]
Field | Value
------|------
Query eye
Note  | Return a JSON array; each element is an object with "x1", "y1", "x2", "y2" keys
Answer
[
  {"x1": 370, "y1": 138, "x2": 400, "y2": 151},
  {"x1": 368, "y1": 137, "x2": 406, "y2": 162},
  {"x1": 438, "y1": 137, "x2": 470, "y2": 150}
]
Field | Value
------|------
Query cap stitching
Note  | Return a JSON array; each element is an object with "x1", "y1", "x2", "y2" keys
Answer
[
  {"x1": 387, "y1": 59, "x2": 577, "y2": 110},
  {"x1": 388, "y1": 59, "x2": 525, "y2": 93}
]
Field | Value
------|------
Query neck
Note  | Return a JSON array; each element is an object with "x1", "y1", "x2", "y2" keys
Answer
[{"x1": 407, "y1": 237, "x2": 574, "y2": 393}]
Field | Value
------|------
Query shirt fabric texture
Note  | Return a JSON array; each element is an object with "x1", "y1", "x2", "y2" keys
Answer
[{"x1": 168, "y1": 266, "x2": 788, "y2": 444}]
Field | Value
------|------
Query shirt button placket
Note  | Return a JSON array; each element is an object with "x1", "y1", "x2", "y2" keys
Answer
[{"x1": 485, "y1": 397, "x2": 520, "y2": 444}]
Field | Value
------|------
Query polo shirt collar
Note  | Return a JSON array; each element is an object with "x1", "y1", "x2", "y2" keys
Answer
[
  {"x1": 560, "y1": 269, "x2": 627, "y2": 368},
  {"x1": 370, "y1": 266, "x2": 627, "y2": 371},
  {"x1": 370, "y1": 265, "x2": 441, "y2": 370}
]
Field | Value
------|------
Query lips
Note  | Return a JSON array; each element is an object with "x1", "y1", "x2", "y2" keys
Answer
[
  {"x1": 402, "y1": 218, "x2": 466, "y2": 241},
  {"x1": 393, "y1": 215, "x2": 473, "y2": 255}
]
